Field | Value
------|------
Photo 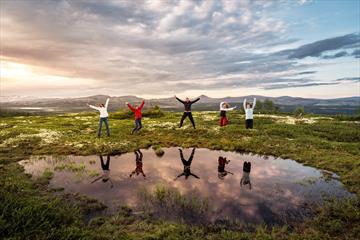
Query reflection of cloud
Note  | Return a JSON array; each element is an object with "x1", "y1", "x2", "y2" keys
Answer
[{"x1": 21, "y1": 148, "x2": 351, "y2": 224}]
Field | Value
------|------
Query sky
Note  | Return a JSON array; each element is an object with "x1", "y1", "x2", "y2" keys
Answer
[{"x1": 0, "y1": 0, "x2": 359, "y2": 99}]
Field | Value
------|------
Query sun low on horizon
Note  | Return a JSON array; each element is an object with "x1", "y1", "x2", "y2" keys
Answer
[{"x1": 0, "y1": 0, "x2": 359, "y2": 99}]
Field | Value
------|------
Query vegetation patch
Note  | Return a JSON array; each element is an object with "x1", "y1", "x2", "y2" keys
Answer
[{"x1": 0, "y1": 110, "x2": 359, "y2": 239}]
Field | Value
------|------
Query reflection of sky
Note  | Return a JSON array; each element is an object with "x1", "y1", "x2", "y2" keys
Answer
[{"x1": 20, "y1": 148, "x2": 353, "y2": 224}]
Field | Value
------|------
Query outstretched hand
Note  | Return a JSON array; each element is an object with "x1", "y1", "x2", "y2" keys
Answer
[{"x1": 125, "y1": 102, "x2": 129, "y2": 105}]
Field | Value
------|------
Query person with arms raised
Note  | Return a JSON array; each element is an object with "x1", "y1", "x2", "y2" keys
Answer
[
  {"x1": 175, "y1": 95, "x2": 200, "y2": 129},
  {"x1": 87, "y1": 98, "x2": 110, "y2": 137},
  {"x1": 243, "y1": 98, "x2": 256, "y2": 129},
  {"x1": 126, "y1": 99, "x2": 145, "y2": 134}
]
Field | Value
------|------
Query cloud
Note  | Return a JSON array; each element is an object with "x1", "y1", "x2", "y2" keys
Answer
[
  {"x1": 336, "y1": 77, "x2": 360, "y2": 82},
  {"x1": 277, "y1": 33, "x2": 360, "y2": 59},
  {"x1": 321, "y1": 51, "x2": 349, "y2": 59},
  {"x1": 0, "y1": 0, "x2": 358, "y2": 97},
  {"x1": 262, "y1": 82, "x2": 339, "y2": 90},
  {"x1": 297, "y1": 71, "x2": 317, "y2": 75},
  {"x1": 352, "y1": 49, "x2": 360, "y2": 58}
]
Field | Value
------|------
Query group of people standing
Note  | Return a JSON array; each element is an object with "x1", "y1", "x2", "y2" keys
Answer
[{"x1": 88, "y1": 96, "x2": 257, "y2": 137}]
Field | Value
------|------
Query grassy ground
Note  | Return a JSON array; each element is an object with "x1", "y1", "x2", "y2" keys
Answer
[{"x1": 0, "y1": 111, "x2": 359, "y2": 239}]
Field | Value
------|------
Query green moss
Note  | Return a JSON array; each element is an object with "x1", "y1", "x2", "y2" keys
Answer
[{"x1": 0, "y1": 111, "x2": 359, "y2": 239}]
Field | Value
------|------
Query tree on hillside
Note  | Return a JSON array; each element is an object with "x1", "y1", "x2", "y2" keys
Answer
[
  {"x1": 254, "y1": 100, "x2": 263, "y2": 113},
  {"x1": 263, "y1": 99, "x2": 279, "y2": 113},
  {"x1": 294, "y1": 107, "x2": 305, "y2": 118}
]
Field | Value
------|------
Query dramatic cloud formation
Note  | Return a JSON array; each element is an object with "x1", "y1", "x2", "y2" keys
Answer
[
  {"x1": 278, "y1": 33, "x2": 360, "y2": 59},
  {"x1": 0, "y1": 0, "x2": 359, "y2": 98}
]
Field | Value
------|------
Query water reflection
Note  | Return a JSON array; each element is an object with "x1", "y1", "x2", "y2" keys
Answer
[
  {"x1": 240, "y1": 161, "x2": 252, "y2": 190},
  {"x1": 130, "y1": 150, "x2": 146, "y2": 178},
  {"x1": 20, "y1": 148, "x2": 354, "y2": 225},
  {"x1": 218, "y1": 156, "x2": 233, "y2": 180},
  {"x1": 91, "y1": 155, "x2": 113, "y2": 188},
  {"x1": 174, "y1": 148, "x2": 200, "y2": 180}
]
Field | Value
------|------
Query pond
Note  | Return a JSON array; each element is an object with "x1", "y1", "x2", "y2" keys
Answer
[{"x1": 20, "y1": 148, "x2": 353, "y2": 225}]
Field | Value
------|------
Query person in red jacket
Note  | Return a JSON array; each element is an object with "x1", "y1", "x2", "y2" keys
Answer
[{"x1": 126, "y1": 100, "x2": 145, "y2": 134}]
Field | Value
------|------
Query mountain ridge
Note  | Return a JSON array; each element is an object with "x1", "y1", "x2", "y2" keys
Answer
[{"x1": 1, "y1": 95, "x2": 359, "y2": 115}]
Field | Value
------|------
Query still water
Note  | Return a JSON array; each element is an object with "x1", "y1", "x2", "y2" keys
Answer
[{"x1": 20, "y1": 148, "x2": 353, "y2": 225}]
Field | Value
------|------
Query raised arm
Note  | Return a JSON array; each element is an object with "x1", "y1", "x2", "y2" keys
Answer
[
  {"x1": 190, "y1": 172, "x2": 200, "y2": 179},
  {"x1": 190, "y1": 97, "x2": 200, "y2": 104},
  {"x1": 91, "y1": 176, "x2": 103, "y2": 183},
  {"x1": 243, "y1": 99, "x2": 247, "y2": 110},
  {"x1": 175, "y1": 96, "x2": 184, "y2": 104},
  {"x1": 88, "y1": 104, "x2": 99, "y2": 111},
  {"x1": 139, "y1": 100, "x2": 145, "y2": 110},
  {"x1": 252, "y1": 98, "x2": 256, "y2": 109},
  {"x1": 174, "y1": 172, "x2": 184, "y2": 180},
  {"x1": 220, "y1": 102, "x2": 225, "y2": 111},
  {"x1": 105, "y1": 98, "x2": 110, "y2": 109},
  {"x1": 127, "y1": 102, "x2": 135, "y2": 112},
  {"x1": 224, "y1": 106, "x2": 237, "y2": 111}
]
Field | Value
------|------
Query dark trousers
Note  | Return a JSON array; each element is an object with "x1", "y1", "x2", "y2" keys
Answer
[
  {"x1": 98, "y1": 117, "x2": 110, "y2": 136},
  {"x1": 179, "y1": 112, "x2": 195, "y2": 128},
  {"x1": 100, "y1": 155, "x2": 110, "y2": 170},
  {"x1": 132, "y1": 118, "x2": 142, "y2": 134},
  {"x1": 245, "y1": 119, "x2": 253, "y2": 129}
]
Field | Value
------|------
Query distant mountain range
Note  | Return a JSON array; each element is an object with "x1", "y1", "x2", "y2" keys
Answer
[{"x1": 1, "y1": 95, "x2": 359, "y2": 115}]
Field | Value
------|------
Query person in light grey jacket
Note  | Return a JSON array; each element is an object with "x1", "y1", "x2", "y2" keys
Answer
[
  {"x1": 87, "y1": 98, "x2": 110, "y2": 137},
  {"x1": 243, "y1": 98, "x2": 256, "y2": 129}
]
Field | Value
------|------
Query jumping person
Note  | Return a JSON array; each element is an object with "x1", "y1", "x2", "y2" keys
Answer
[
  {"x1": 91, "y1": 155, "x2": 113, "y2": 188},
  {"x1": 174, "y1": 148, "x2": 199, "y2": 180},
  {"x1": 219, "y1": 102, "x2": 237, "y2": 127},
  {"x1": 243, "y1": 98, "x2": 256, "y2": 129},
  {"x1": 87, "y1": 98, "x2": 110, "y2": 137},
  {"x1": 130, "y1": 149, "x2": 146, "y2": 178},
  {"x1": 126, "y1": 100, "x2": 145, "y2": 134},
  {"x1": 240, "y1": 161, "x2": 252, "y2": 190},
  {"x1": 218, "y1": 156, "x2": 233, "y2": 179},
  {"x1": 175, "y1": 95, "x2": 200, "y2": 129}
]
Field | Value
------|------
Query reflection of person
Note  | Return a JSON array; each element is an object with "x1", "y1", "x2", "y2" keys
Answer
[
  {"x1": 87, "y1": 98, "x2": 110, "y2": 137},
  {"x1": 126, "y1": 100, "x2": 145, "y2": 134},
  {"x1": 243, "y1": 98, "x2": 256, "y2": 129},
  {"x1": 218, "y1": 156, "x2": 233, "y2": 179},
  {"x1": 240, "y1": 161, "x2": 252, "y2": 190},
  {"x1": 91, "y1": 155, "x2": 113, "y2": 188},
  {"x1": 130, "y1": 150, "x2": 146, "y2": 178},
  {"x1": 174, "y1": 148, "x2": 199, "y2": 180},
  {"x1": 175, "y1": 96, "x2": 200, "y2": 129},
  {"x1": 219, "y1": 102, "x2": 236, "y2": 127}
]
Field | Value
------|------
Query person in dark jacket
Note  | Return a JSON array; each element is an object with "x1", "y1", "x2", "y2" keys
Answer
[
  {"x1": 175, "y1": 96, "x2": 200, "y2": 129},
  {"x1": 126, "y1": 100, "x2": 145, "y2": 134},
  {"x1": 174, "y1": 148, "x2": 199, "y2": 180}
]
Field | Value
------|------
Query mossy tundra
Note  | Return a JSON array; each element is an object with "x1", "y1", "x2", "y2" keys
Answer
[{"x1": 0, "y1": 110, "x2": 359, "y2": 239}]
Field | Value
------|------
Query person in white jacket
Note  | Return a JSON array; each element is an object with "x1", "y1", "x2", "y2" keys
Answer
[
  {"x1": 219, "y1": 102, "x2": 237, "y2": 126},
  {"x1": 243, "y1": 98, "x2": 256, "y2": 129},
  {"x1": 87, "y1": 98, "x2": 110, "y2": 137}
]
